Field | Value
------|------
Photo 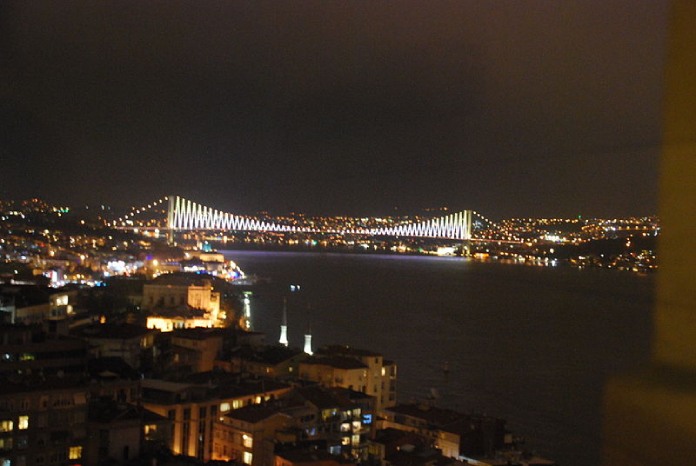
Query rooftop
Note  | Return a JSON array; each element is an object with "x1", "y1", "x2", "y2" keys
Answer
[
  {"x1": 316, "y1": 344, "x2": 381, "y2": 358},
  {"x1": 147, "y1": 272, "x2": 227, "y2": 288},
  {"x1": 71, "y1": 322, "x2": 155, "y2": 340},
  {"x1": 302, "y1": 356, "x2": 367, "y2": 370},
  {"x1": 295, "y1": 385, "x2": 356, "y2": 410},
  {"x1": 87, "y1": 356, "x2": 141, "y2": 380},
  {"x1": 386, "y1": 403, "x2": 502, "y2": 431},
  {"x1": 275, "y1": 447, "x2": 357, "y2": 465},
  {"x1": 224, "y1": 404, "x2": 289, "y2": 424},
  {"x1": 172, "y1": 327, "x2": 228, "y2": 340},
  {"x1": 247, "y1": 345, "x2": 305, "y2": 365}
]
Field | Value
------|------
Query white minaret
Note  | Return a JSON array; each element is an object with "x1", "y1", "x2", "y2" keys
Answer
[
  {"x1": 303, "y1": 321, "x2": 313, "y2": 355},
  {"x1": 279, "y1": 297, "x2": 289, "y2": 347}
]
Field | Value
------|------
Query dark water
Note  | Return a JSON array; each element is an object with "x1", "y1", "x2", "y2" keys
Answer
[{"x1": 223, "y1": 250, "x2": 654, "y2": 466}]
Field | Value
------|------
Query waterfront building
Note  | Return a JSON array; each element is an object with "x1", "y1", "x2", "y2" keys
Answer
[
  {"x1": 367, "y1": 427, "x2": 429, "y2": 465},
  {"x1": 144, "y1": 276, "x2": 225, "y2": 331},
  {"x1": 287, "y1": 385, "x2": 374, "y2": 460},
  {"x1": 239, "y1": 345, "x2": 307, "y2": 379},
  {"x1": 301, "y1": 346, "x2": 397, "y2": 410},
  {"x1": 274, "y1": 447, "x2": 358, "y2": 466},
  {"x1": 381, "y1": 403, "x2": 513, "y2": 462},
  {"x1": 143, "y1": 276, "x2": 220, "y2": 316}
]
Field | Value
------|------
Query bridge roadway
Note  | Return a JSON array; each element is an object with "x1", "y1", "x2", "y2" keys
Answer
[{"x1": 113, "y1": 195, "x2": 521, "y2": 242}]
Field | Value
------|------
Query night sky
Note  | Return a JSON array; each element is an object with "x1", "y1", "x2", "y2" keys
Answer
[{"x1": 0, "y1": 1, "x2": 669, "y2": 218}]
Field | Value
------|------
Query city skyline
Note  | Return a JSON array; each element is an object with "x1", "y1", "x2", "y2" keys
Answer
[{"x1": 1, "y1": 1, "x2": 669, "y2": 218}]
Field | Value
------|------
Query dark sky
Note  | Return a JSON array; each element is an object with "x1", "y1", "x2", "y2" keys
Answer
[{"x1": 0, "y1": 1, "x2": 669, "y2": 218}]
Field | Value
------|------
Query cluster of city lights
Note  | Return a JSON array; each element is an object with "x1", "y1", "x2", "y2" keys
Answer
[
  {"x1": 114, "y1": 197, "x2": 168, "y2": 227},
  {"x1": 471, "y1": 211, "x2": 522, "y2": 242}
]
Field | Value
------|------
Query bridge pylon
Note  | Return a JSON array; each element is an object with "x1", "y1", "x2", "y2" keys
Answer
[{"x1": 166, "y1": 195, "x2": 176, "y2": 245}]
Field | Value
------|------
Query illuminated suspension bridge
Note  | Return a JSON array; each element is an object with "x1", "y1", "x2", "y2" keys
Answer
[{"x1": 115, "y1": 195, "x2": 506, "y2": 241}]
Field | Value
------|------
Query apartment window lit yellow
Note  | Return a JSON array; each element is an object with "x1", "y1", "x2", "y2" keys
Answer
[
  {"x1": 68, "y1": 446, "x2": 82, "y2": 460},
  {"x1": 242, "y1": 452, "x2": 252, "y2": 465},
  {"x1": 0, "y1": 421, "x2": 12, "y2": 432},
  {"x1": 242, "y1": 434, "x2": 253, "y2": 449},
  {"x1": 18, "y1": 416, "x2": 29, "y2": 430}
]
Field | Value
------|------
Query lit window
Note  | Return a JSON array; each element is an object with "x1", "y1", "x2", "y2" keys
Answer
[
  {"x1": 144, "y1": 424, "x2": 157, "y2": 435},
  {"x1": 18, "y1": 416, "x2": 29, "y2": 430},
  {"x1": 328, "y1": 445, "x2": 341, "y2": 455},
  {"x1": 0, "y1": 421, "x2": 12, "y2": 432},
  {"x1": 68, "y1": 446, "x2": 82, "y2": 460},
  {"x1": 351, "y1": 434, "x2": 360, "y2": 446},
  {"x1": 242, "y1": 434, "x2": 253, "y2": 449},
  {"x1": 242, "y1": 451, "x2": 253, "y2": 465},
  {"x1": 220, "y1": 402, "x2": 230, "y2": 412},
  {"x1": 341, "y1": 436, "x2": 350, "y2": 445}
]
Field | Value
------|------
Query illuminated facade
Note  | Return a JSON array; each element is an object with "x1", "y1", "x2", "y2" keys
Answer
[
  {"x1": 144, "y1": 280, "x2": 223, "y2": 332},
  {"x1": 141, "y1": 378, "x2": 292, "y2": 462},
  {"x1": 214, "y1": 406, "x2": 293, "y2": 465},
  {"x1": 301, "y1": 346, "x2": 397, "y2": 410}
]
